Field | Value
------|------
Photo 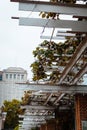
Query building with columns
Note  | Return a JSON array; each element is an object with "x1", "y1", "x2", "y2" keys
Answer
[
  {"x1": 0, "y1": 67, "x2": 28, "y2": 107},
  {"x1": 2, "y1": 67, "x2": 27, "y2": 83}
]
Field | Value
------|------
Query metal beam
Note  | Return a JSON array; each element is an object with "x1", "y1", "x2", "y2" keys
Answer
[
  {"x1": 67, "y1": 30, "x2": 87, "y2": 34},
  {"x1": 56, "y1": 32, "x2": 76, "y2": 37},
  {"x1": 20, "y1": 120, "x2": 46, "y2": 123},
  {"x1": 44, "y1": 93, "x2": 53, "y2": 105},
  {"x1": 21, "y1": 105, "x2": 55, "y2": 110},
  {"x1": 40, "y1": 33, "x2": 82, "y2": 40},
  {"x1": 22, "y1": 121, "x2": 46, "y2": 124},
  {"x1": 19, "y1": 18, "x2": 87, "y2": 32},
  {"x1": 20, "y1": 124, "x2": 40, "y2": 127},
  {"x1": 17, "y1": 83, "x2": 87, "y2": 93},
  {"x1": 54, "y1": 93, "x2": 65, "y2": 105},
  {"x1": 73, "y1": 16, "x2": 87, "y2": 19},
  {"x1": 16, "y1": 1, "x2": 87, "y2": 17},
  {"x1": 58, "y1": 36, "x2": 87, "y2": 84},
  {"x1": 19, "y1": 115, "x2": 55, "y2": 118},
  {"x1": 71, "y1": 63, "x2": 87, "y2": 84},
  {"x1": 40, "y1": 36, "x2": 66, "y2": 40},
  {"x1": 23, "y1": 118, "x2": 45, "y2": 121},
  {"x1": 15, "y1": 83, "x2": 87, "y2": 93}
]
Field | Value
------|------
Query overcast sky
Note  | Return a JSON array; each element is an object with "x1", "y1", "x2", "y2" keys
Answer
[
  {"x1": 0, "y1": 0, "x2": 45, "y2": 79},
  {"x1": 1, "y1": 0, "x2": 87, "y2": 83},
  {"x1": 0, "y1": 0, "x2": 70, "y2": 80}
]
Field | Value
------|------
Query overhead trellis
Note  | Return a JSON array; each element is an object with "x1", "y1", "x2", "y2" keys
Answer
[
  {"x1": 11, "y1": 0, "x2": 87, "y2": 129},
  {"x1": 12, "y1": 0, "x2": 87, "y2": 17},
  {"x1": 31, "y1": 36, "x2": 87, "y2": 84}
]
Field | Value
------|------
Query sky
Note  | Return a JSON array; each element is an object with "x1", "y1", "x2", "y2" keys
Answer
[
  {"x1": 0, "y1": 0, "x2": 87, "y2": 83},
  {"x1": 1, "y1": 0, "x2": 67, "y2": 80},
  {"x1": 0, "y1": 0, "x2": 72, "y2": 80},
  {"x1": 0, "y1": 0, "x2": 44, "y2": 80}
]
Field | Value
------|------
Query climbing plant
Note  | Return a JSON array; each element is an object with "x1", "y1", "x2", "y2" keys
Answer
[
  {"x1": 30, "y1": 37, "x2": 86, "y2": 83},
  {"x1": 31, "y1": 0, "x2": 87, "y2": 84},
  {"x1": 21, "y1": 90, "x2": 32, "y2": 105}
]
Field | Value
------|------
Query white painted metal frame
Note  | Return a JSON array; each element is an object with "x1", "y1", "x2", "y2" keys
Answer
[
  {"x1": 71, "y1": 63, "x2": 87, "y2": 84},
  {"x1": 58, "y1": 36, "x2": 87, "y2": 84},
  {"x1": 40, "y1": 36, "x2": 66, "y2": 40},
  {"x1": 19, "y1": 17, "x2": 87, "y2": 32},
  {"x1": 21, "y1": 105, "x2": 55, "y2": 110},
  {"x1": 18, "y1": 1, "x2": 87, "y2": 17},
  {"x1": 17, "y1": 83, "x2": 87, "y2": 93},
  {"x1": 44, "y1": 93, "x2": 53, "y2": 105},
  {"x1": 19, "y1": 115, "x2": 55, "y2": 118},
  {"x1": 56, "y1": 32, "x2": 76, "y2": 37},
  {"x1": 54, "y1": 93, "x2": 65, "y2": 105}
]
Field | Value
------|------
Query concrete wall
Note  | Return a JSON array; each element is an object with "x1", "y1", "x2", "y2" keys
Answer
[{"x1": 0, "y1": 82, "x2": 28, "y2": 107}]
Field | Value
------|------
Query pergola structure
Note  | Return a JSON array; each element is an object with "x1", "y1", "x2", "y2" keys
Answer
[{"x1": 11, "y1": 0, "x2": 87, "y2": 130}]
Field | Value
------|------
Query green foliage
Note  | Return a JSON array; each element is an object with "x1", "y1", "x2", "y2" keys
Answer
[
  {"x1": 30, "y1": 61, "x2": 47, "y2": 81},
  {"x1": 30, "y1": 38, "x2": 81, "y2": 83},
  {"x1": 21, "y1": 90, "x2": 32, "y2": 105},
  {"x1": 1, "y1": 99, "x2": 23, "y2": 129},
  {"x1": 39, "y1": 11, "x2": 57, "y2": 19},
  {"x1": 14, "y1": 125, "x2": 19, "y2": 130}
]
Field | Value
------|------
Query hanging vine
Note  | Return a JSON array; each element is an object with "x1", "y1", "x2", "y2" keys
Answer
[
  {"x1": 30, "y1": 37, "x2": 83, "y2": 83},
  {"x1": 31, "y1": 0, "x2": 87, "y2": 84}
]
